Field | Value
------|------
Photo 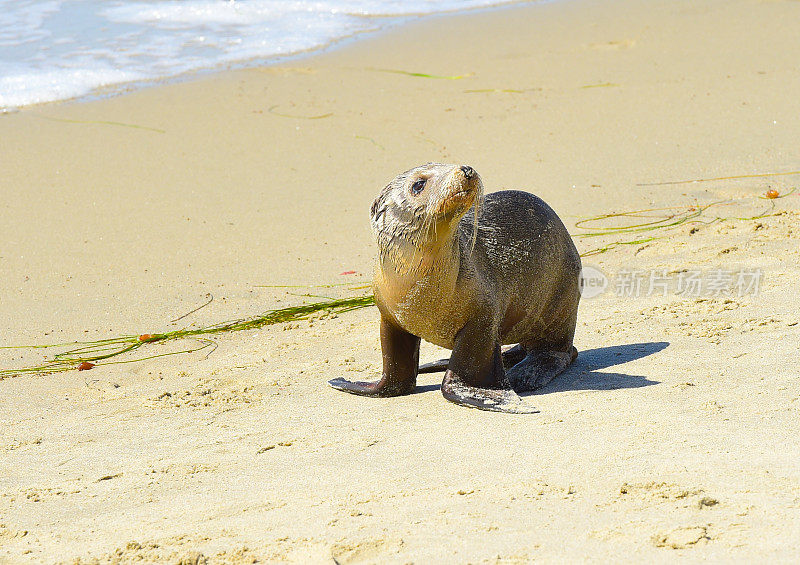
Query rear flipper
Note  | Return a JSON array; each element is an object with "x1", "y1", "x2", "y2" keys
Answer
[
  {"x1": 418, "y1": 344, "x2": 527, "y2": 374},
  {"x1": 506, "y1": 346, "x2": 578, "y2": 392}
]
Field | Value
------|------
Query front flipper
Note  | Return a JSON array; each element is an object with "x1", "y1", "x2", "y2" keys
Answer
[
  {"x1": 441, "y1": 370, "x2": 539, "y2": 414},
  {"x1": 441, "y1": 321, "x2": 538, "y2": 414},
  {"x1": 328, "y1": 377, "x2": 404, "y2": 397},
  {"x1": 328, "y1": 317, "x2": 420, "y2": 397}
]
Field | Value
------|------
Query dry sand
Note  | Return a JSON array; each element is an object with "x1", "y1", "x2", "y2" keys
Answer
[{"x1": 2, "y1": 0, "x2": 800, "y2": 562}]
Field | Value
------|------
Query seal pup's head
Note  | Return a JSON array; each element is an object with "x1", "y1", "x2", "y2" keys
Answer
[{"x1": 370, "y1": 163, "x2": 483, "y2": 274}]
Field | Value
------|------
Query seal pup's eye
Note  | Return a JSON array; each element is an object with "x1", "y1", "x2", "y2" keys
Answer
[{"x1": 410, "y1": 178, "x2": 426, "y2": 195}]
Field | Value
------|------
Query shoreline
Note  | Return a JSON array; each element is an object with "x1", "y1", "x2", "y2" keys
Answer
[
  {"x1": 0, "y1": 0, "x2": 538, "y2": 113},
  {"x1": 2, "y1": 0, "x2": 800, "y2": 562}
]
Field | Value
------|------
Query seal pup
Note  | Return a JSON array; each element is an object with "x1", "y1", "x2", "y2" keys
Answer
[{"x1": 329, "y1": 163, "x2": 581, "y2": 413}]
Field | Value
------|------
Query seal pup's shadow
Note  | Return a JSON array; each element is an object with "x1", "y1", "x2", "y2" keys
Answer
[{"x1": 413, "y1": 341, "x2": 667, "y2": 395}]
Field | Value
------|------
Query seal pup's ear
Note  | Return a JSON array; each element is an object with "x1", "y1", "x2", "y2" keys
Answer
[{"x1": 370, "y1": 192, "x2": 385, "y2": 219}]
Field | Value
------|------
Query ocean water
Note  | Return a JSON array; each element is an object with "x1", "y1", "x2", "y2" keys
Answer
[{"x1": 0, "y1": 0, "x2": 521, "y2": 111}]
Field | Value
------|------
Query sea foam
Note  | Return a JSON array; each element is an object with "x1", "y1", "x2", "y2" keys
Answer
[{"x1": 0, "y1": 0, "x2": 519, "y2": 111}]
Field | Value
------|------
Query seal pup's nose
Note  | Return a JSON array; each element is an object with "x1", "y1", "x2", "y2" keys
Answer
[{"x1": 460, "y1": 165, "x2": 475, "y2": 179}]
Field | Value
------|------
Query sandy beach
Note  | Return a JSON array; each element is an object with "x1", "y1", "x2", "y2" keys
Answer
[{"x1": 2, "y1": 0, "x2": 800, "y2": 562}]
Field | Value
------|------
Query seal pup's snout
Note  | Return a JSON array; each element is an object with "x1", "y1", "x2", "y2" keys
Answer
[{"x1": 433, "y1": 165, "x2": 479, "y2": 218}]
